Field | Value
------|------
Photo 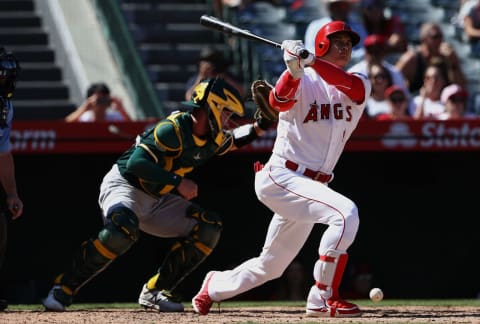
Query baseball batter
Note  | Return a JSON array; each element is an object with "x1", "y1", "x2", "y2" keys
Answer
[
  {"x1": 42, "y1": 78, "x2": 275, "y2": 312},
  {"x1": 192, "y1": 21, "x2": 371, "y2": 318}
]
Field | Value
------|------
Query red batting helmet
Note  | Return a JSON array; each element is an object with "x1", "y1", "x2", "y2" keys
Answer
[{"x1": 314, "y1": 21, "x2": 360, "y2": 57}]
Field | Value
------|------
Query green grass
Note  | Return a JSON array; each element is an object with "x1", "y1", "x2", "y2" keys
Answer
[{"x1": 6, "y1": 299, "x2": 480, "y2": 310}]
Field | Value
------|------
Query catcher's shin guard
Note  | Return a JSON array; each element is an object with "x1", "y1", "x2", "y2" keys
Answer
[
  {"x1": 56, "y1": 207, "x2": 139, "y2": 294},
  {"x1": 148, "y1": 205, "x2": 222, "y2": 291}
]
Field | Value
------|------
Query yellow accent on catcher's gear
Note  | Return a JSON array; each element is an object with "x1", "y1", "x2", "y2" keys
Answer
[
  {"x1": 183, "y1": 78, "x2": 245, "y2": 147},
  {"x1": 153, "y1": 118, "x2": 182, "y2": 157},
  {"x1": 147, "y1": 273, "x2": 160, "y2": 290},
  {"x1": 93, "y1": 238, "x2": 117, "y2": 260},
  {"x1": 141, "y1": 114, "x2": 195, "y2": 196},
  {"x1": 139, "y1": 143, "x2": 159, "y2": 163}
]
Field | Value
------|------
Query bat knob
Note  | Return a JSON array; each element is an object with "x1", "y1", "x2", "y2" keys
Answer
[{"x1": 299, "y1": 50, "x2": 310, "y2": 59}]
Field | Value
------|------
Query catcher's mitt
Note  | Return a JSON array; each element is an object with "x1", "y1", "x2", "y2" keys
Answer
[{"x1": 251, "y1": 79, "x2": 278, "y2": 130}]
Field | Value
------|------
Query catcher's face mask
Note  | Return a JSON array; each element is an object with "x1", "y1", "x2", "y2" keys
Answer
[{"x1": 183, "y1": 78, "x2": 244, "y2": 146}]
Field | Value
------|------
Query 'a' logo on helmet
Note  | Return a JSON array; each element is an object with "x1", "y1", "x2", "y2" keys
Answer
[{"x1": 192, "y1": 82, "x2": 209, "y2": 105}]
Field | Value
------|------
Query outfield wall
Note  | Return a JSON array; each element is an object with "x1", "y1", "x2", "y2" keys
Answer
[{"x1": 2, "y1": 148, "x2": 479, "y2": 303}]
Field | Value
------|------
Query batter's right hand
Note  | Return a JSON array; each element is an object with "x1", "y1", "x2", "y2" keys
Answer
[{"x1": 177, "y1": 178, "x2": 198, "y2": 200}]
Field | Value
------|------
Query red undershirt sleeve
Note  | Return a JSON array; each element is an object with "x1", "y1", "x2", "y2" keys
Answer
[
  {"x1": 268, "y1": 71, "x2": 300, "y2": 112},
  {"x1": 310, "y1": 58, "x2": 366, "y2": 104}
]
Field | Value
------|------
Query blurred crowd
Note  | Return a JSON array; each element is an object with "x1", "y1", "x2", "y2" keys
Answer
[{"x1": 215, "y1": 0, "x2": 480, "y2": 120}]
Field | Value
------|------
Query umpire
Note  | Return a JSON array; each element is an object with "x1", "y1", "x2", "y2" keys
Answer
[{"x1": 0, "y1": 47, "x2": 23, "y2": 311}]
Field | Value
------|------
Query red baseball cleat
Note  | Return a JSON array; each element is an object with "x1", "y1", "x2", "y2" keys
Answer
[
  {"x1": 306, "y1": 297, "x2": 361, "y2": 317},
  {"x1": 192, "y1": 271, "x2": 216, "y2": 315}
]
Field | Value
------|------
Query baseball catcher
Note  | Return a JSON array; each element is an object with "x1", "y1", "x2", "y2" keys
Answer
[{"x1": 42, "y1": 77, "x2": 276, "y2": 312}]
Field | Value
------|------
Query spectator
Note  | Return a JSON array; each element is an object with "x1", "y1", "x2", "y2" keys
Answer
[
  {"x1": 349, "y1": 34, "x2": 408, "y2": 90},
  {"x1": 395, "y1": 22, "x2": 466, "y2": 94},
  {"x1": 463, "y1": 0, "x2": 480, "y2": 57},
  {"x1": 212, "y1": 0, "x2": 282, "y2": 18},
  {"x1": 304, "y1": 0, "x2": 367, "y2": 62},
  {"x1": 412, "y1": 62, "x2": 449, "y2": 119},
  {"x1": 0, "y1": 48, "x2": 23, "y2": 312},
  {"x1": 366, "y1": 62, "x2": 393, "y2": 118},
  {"x1": 212, "y1": 0, "x2": 242, "y2": 18},
  {"x1": 185, "y1": 46, "x2": 245, "y2": 101},
  {"x1": 359, "y1": 0, "x2": 407, "y2": 55},
  {"x1": 453, "y1": 0, "x2": 477, "y2": 40},
  {"x1": 65, "y1": 82, "x2": 131, "y2": 122},
  {"x1": 376, "y1": 85, "x2": 412, "y2": 120},
  {"x1": 438, "y1": 83, "x2": 474, "y2": 119}
]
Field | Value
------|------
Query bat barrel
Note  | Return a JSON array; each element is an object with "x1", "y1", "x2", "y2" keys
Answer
[
  {"x1": 199, "y1": 15, "x2": 310, "y2": 58},
  {"x1": 200, "y1": 15, "x2": 280, "y2": 47}
]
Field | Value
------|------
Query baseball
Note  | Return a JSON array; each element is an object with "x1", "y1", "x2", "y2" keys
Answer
[{"x1": 369, "y1": 288, "x2": 383, "y2": 302}]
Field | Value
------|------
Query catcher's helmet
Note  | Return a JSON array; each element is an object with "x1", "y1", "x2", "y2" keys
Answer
[
  {"x1": 183, "y1": 78, "x2": 244, "y2": 146},
  {"x1": 314, "y1": 21, "x2": 360, "y2": 57},
  {"x1": 0, "y1": 48, "x2": 20, "y2": 98}
]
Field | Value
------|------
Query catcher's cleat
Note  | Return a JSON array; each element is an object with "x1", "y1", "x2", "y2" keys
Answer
[
  {"x1": 192, "y1": 271, "x2": 216, "y2": 315},
  {"x1": 42, "y1": 285, "x2": 72, "y2": 312},
  {"x1": 138, "y1": 284, "x2": 184, "y2": 312},
  {"x1": 306, "y1": 297, "x2": 361, "y2": 318}
]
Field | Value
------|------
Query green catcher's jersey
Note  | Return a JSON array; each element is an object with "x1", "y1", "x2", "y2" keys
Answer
[{"x1": 116, "y1": 111, "x2": 233, "y2": 197}]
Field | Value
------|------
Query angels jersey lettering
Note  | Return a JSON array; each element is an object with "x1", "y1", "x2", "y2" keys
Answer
[{"x1": 273, "y1": 68, "x2": 370, "y2": 174}]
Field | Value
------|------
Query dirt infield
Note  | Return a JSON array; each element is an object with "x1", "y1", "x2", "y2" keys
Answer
[{"x1": 1, "y1": 305, "x2": 480, "y2": 323}]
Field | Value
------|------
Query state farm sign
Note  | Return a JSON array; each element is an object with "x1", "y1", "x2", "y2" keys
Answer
[
  {"x1": 381, "y1": 121, "x2": 480, "y2": 150},
  {"x1": 420, "y1": 122, "x2": 480, "y2": 148},
  {"x1": 9, "y1": 119, "x2": 480, "y2": 154},
  {"x1": 11, "y1": 129, "x2": 56, "y2": 151}
]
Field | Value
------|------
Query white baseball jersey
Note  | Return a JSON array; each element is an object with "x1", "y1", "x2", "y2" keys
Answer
[{"x1": 273, "y1": 68, "x2": 371, "y2": 175}]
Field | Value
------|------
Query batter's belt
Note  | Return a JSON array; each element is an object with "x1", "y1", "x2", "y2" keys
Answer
[{"x1": 285, "y1": 160, "x2": 332, "y2": 183}]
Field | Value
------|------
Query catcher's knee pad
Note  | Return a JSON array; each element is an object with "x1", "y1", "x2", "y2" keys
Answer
[
  {"x1": 99, "y1": 206, "x2": 140, "y2": 255},
  {"x1": 56, "y1": 207, "x2": 139, "y2": 293},
  {"x1": 154, "y1": 205, "x2": 222, "y2": 290},
  {"x1": 187, "y1": 204, "x2": 223, "y2": 252}
]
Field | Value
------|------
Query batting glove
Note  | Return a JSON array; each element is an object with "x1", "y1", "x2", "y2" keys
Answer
[{"x1": 281, "y1": 40, "x2": 314, "y2": 79}]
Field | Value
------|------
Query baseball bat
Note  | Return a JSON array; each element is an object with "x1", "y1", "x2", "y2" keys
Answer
[{"x1": 199, "y1": 15, "x2": 309, "y2": 59}]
